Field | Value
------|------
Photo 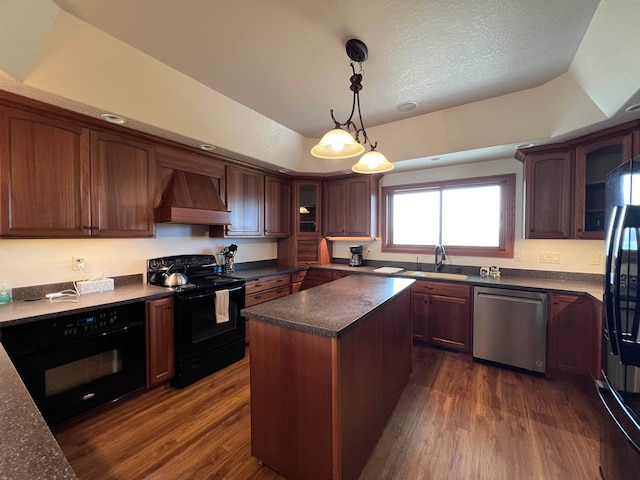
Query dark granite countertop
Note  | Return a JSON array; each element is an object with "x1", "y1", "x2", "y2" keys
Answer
[
  {"x1": 0, "y1": 284, "x2": 172, "y2": 327},
  {"x1": 241, "y1": 275, "x2": 415, "y2": 336},
  {"x1": 233, "y1": 263, "x2": 604, "y2": 302},
  {"x1": 0, "y1": 346, "x2": 77, "y2": 480}
]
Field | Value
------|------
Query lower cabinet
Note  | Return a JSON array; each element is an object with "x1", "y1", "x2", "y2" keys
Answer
[
  {"x1": 547, "y1": 293, "x2": 602, "y2": 380},
  {"x1": 291, "y1": 270, "x2": 306, "y2": 293},
  {"x1": 300, "y1": 269, "x2": 333, "y2": 290},
  {"x1": 146, "y1": 296, "x2": 174, "y2": 387},
  {"x1": 245, "y1": 274, "x2": 292, "y2": 307},
  {"x1": 411, "y1": 281, "x2": 472, "y2": 353}
]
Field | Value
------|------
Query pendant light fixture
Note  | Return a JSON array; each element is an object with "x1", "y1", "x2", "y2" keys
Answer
[{"x1": 311, "y1": 39, "x2": 394, "y2": 174}]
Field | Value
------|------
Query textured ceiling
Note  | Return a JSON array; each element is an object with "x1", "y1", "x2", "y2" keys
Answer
[{"x1": 53, "y1": 0, "x2": 600, "y2": 139}]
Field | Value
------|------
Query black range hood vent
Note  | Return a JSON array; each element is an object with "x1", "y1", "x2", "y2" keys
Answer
[{"x1": 156, "y1": 170, "x2": 231, "y2": 225}]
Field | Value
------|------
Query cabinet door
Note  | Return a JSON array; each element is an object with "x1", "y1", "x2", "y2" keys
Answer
[
  {"x1": 0, "y1": 107, "x2": 91, "y2": 237},
  {"x1": 298, "y1": 181, "x2": 320, "y2": 235},
  {"x1": 345, "y1": 177, "x2": 372, "y2": 236},
  {"x1": 225, "y1": 165, "x2": 264, "y2": 237},
  {"x1": 91, "y1": 131, "x2": 156, "y2": 237},
  {"x1": 324, "y1": 180, "x2": 345, "y2": 236},
  {"x1": 264, "y1": 175, "x2": 291, "y2": 237},
  {"x1": 427, "y1": 294, "x2": 471, "y2": 352},
  {"x1": 548, "y1": 294, "x2": 599, "y2": 379},
  {"x1": 146, "y1": 296, "x2": 175, "y2": 387},
  {"x1": 574, "y1": 134, "x2": 633, "y2": 239},
  {"x1": 524, "y1": 151, "x2": 573, "y2": 239},
  {"x1": 411, "y1": 293, "x2": 429, "y2": 341}
]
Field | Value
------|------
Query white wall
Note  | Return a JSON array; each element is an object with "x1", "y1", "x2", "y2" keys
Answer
[
  {"x1": 0, "y1": 224, "x2": 277, "y2": 289},
  {"x1": 332, "y1": 158, "x2": 605, "y2": 275}
]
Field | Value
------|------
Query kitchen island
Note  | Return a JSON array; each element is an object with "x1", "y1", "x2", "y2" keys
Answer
[{"x1": 241, "y1": 275, "x2": 414, "y2": 480}]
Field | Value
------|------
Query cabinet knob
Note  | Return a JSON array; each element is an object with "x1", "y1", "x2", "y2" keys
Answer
[{"x1": 577, "y1": 228, "x2": 583, "y2": 232}]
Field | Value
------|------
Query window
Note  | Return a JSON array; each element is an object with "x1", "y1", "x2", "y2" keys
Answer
[{"x1": 382, "y1": 174, "x2": 515, "y2": 258}]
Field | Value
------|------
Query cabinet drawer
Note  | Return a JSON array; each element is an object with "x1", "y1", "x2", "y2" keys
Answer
[
  {"x1": 305, "y1": 269, "x2": 333, "y2": 282},
  {"x1": 412, "y1": 281, "x2": 471, "y2": 299},
  {"x1": 246, "y1": 274, "x2": 291, "y2": 295},
  {"x1": 245, "y1": 286, "x2": 291, "y2": 307},
  {"x1": 291, "y1": 271, "x2": 306, "y2": 283}
]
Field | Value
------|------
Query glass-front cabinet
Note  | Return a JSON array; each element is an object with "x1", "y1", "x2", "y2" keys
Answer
[
  {"x1": 575, "y1": 133, "x2": 635, "y2": 239},
  {"x1": 298, "y1": 182, "x2": 319, "y2": 235}
]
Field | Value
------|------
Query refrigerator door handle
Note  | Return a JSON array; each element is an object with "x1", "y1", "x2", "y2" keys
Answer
[
  {"x1": 606, "y1": 205, "x2": 623, "y2": 355},
  {"x1": 596, "y1": 374, "x2": 640, "y2": 455}
]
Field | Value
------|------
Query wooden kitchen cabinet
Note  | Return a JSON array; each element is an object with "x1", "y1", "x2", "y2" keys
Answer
[
  {"x1": 323, "y1": 175, "x2": 379, "y2": 237},
  {"x1": 547, "y1": 293, "x2": 602, "y2": 380},
  {"x1": 223, "y1": 165, "x2": 264, "y2": 237},
  {"x1": 523, "y1": 150, "x2": 574, "y2": 239},
  {"x1": 518, "y1": 120, "x2": 640, "y2": 240},
  {"x1": 264, "y1": 175, "x2": 291, "y2": 237},
  {"x1": 300, "y1": 268, "x2": 333, "y2": 290},
  {"x1": 574, "y1": 132, "x2": 637, "y2": 239},
  {"x1": 0, "y1": 106, "x2": 156, "y2": 238},
  {"x1": 0, "y1": 106, "x2": 91, "y2": 237},
  {"x1": 291, "y1": 270, "x2": 306, "y2": 293},
  {"x1": 245, "y1": 273, "x2": 291, "y2": 307},
  {"x1": 411, "y1": 281, "x2": 472, "y2": 353},
  {"x1": 146, "y1": 296, "x2": 175, "y2": 387},
  {"x1": 277, "y1": 180, "x2": 331, "y2": 266},
  {"x1": 90, "y1": 130, "x2": 156, "y2": 237}
]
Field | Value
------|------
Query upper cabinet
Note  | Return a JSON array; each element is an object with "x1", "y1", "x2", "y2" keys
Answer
[
  {"x1": 264, "y1": 175, "x2": 291, "y2": 237},
  {"x1": 523, "y1": 150, "x2": 574, "y2": 239},
  {"x1": 574, "y1": 133, "x2": 635, "y2": 239},
  {"x1": 90, "y1": 131, "x2": 156, "y2": 237},
  {"x1": 298, "y1": 182, "x2": 320, "y2": 235},
  {"x1": 223, "y1": 165, "x2": 264, "y2": 237},
  {"x1": 0, "y1": 106, "x2": 155, "y2": 238},
  {"x1": 323, "y1": 175, "x2": 379, "y2": 238},
  {"x1": 277, "y1": 180, "x2": 331, "y2": 266},
  {"x1": 518, "y1": 121, "x2": 640, "y2": 240}
]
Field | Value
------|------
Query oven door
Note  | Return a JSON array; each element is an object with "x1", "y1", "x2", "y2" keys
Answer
[
  {"x1": 174, "y1": 285, "x2": 245, "y2": 362},
  {"x1": 9, "y1": 322, "x2": 146, "y2": 425}
]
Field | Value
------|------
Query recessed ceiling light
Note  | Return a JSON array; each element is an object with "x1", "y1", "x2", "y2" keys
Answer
[
  {"x1": 516, "y1": 143, "x2": 536, "y2": 149},
  {"x1": 397, "y1": 101, "x2": 418, "y2": 113},
  {"x1": 429, "y1": 157, "x2": 442, "y2": 162},
  {"x1": 199, "y1": 144, "x2": 217, "y2": 152},
  {"x1": 626, "y1": 103, "x2": 640, "y2": 113},
  {"x1": 100, "y1": 113, "x2": 127, "y2": 124}
]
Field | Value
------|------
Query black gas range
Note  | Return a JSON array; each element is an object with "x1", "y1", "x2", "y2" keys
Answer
[{"x1": 147, "y1": 255, "x2": 246, "y2": 388}]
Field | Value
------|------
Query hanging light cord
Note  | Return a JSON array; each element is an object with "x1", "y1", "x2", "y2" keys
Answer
[{"x1": 329, "y1": 62, "x2": 378, "y2": 151}]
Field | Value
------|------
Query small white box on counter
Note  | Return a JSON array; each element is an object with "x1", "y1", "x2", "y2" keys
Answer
[{"x1": 76, "y1": 278, "x2": 114, "y2": 294}]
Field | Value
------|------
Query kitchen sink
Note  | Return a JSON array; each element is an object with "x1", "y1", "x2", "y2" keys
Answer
[{"x1": 402, "y1": 271, "x2": 468, "y2": 280}]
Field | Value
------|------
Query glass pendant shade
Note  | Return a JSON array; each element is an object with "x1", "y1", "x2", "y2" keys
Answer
[
  {"x1": 311, "y1": 128, "x2": 365, "y2": 159},
  {"x1": 351, "y1": 150, "x2": 394, "y2": 174}
]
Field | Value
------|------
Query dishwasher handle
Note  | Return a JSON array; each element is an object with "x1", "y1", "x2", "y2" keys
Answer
[{"x1": 476, "y1": 292, "x2": 544, "y2": 305}]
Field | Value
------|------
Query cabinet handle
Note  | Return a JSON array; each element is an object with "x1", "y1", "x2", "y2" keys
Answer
[
  {"x1": 83, "y1": 225, "x2": 92, "y2": 230},
  {"x1": 577, "y1": 228, "x2": 583, "y2": 232},
  {"x1": 255, "y1": 283, "x2": 263, "y2": 288},
  {"x1": 254, "y1": 295, "x2": 262, "y2": 299}
]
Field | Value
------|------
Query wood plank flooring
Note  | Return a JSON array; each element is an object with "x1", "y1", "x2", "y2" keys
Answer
[{"x1": 53, "y1": 346, "x2": 601, "y2": 479}]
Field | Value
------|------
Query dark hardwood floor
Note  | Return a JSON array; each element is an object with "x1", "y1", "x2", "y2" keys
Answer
[{"x1": 54, "y1": 346, "x2": 601, "y2": 479}]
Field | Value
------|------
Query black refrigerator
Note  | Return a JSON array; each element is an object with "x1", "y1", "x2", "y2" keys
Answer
[{"x1": 600, "y1": 156, "x2": 640, "y2": 479}]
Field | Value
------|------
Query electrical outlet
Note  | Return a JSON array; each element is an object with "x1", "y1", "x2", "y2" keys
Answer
[
  {"x1": 589, "y1": 253, "x2": 601, "y2": 265},
  {"x1": 72, "y1": 256, "x2": 85, "y2": 271},
  {"x1": 540, "y1": 252, "x2": 560, "y2": 264},
  {"x1": 514, "y1": 250, "x2": 523, "y2": 262}
]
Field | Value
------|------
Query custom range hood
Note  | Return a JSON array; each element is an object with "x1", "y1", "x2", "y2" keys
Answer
[{"x1": 156, "y1": 170, "x2": 231, "y2": 225}]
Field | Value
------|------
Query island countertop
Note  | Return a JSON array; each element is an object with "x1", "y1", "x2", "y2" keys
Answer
[{"x1": 241, "y1": 275, "x2": 415, "y2": 337}]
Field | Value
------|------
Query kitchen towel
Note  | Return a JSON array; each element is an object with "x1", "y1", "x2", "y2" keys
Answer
[{"x1": 215, "y1": 289, "x2": 229, "y2": 324}]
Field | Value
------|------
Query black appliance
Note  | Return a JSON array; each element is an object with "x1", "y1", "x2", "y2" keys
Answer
[
  {"x1": 1, "y1": 302, "x2": 146, "y2": 425},
  {"x1": 349, "y1": 245, "x2": 364, "y2": 267},
  {"x1": 600, "y1": 156, "x2": 640, "y2": 477},
  {"x1": 147, "y1": 254, "x2": 246, "y2": 388}
]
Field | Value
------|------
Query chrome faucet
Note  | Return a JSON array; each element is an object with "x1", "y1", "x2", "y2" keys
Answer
[{"x1": 434, "y1": 244, "x2": 447, "y2": 272}]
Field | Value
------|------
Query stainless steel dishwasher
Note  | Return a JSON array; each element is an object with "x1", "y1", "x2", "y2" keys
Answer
[{"x1": 473, "y1": 287, "x2": 547, "y2": 373}]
